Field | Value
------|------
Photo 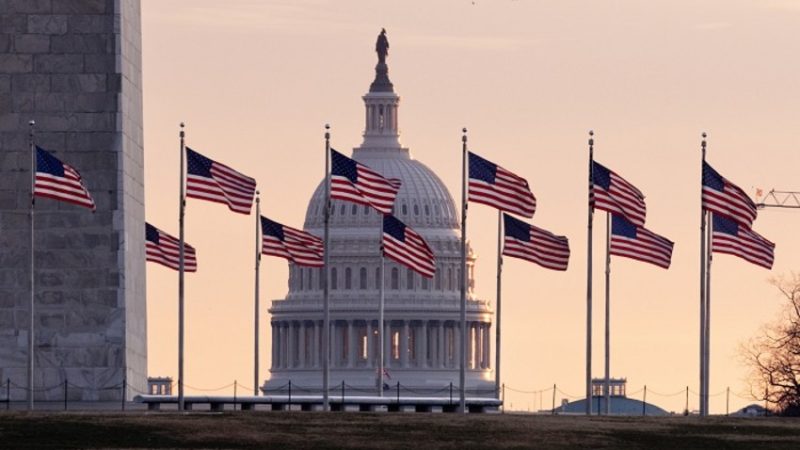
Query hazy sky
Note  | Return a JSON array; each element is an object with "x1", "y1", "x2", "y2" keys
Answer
[{"x1": 141, "y1": 0, "x2": 800, "y2": 413}]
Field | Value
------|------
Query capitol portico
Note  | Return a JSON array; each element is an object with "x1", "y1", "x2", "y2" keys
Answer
[{"x1": 263, "y1": 31, "x2": 495, "y2": 396}]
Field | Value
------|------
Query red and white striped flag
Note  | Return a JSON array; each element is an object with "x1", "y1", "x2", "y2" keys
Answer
[
  {"x1": 468, "y1": 152, "x2": 536, "y2": 218},
  {"x1": 610, "y1": 214, "x2": 674, "y2": 269},
  {"x1": 186, "y1": 148, "x2": 257, "y2": 214},
  {"x1": 712, "y1": 214, "x2": 774, "y2": 269},
  {"x1": 145, "y1": 223, "x2": 197, "y2": 272},
  {"x1": 702, "y1": 162, "x2": 757, "y2": 228},
  {"x1": 261, "y1": 216, "x2": 324, "y2": 267},
  {"x1": 34, "y1": 146, "x2": 95, "y2": 211},
  {"x1": 502, "y1": 214, "x2": 569, "y2": 271},
  {"x1": 592, "y1": 161, "x2": 646, "y2": 227},
  {"x1": 382, "y1": 214, "x2": 436, "y2": 278},
  {"x1": 331, "y1": 149, "x2": 401, "y2": 215}
]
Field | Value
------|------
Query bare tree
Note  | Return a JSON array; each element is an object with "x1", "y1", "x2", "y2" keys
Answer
[{"x1": 742, "y1": 273, "x2": 800, "y2": 416}]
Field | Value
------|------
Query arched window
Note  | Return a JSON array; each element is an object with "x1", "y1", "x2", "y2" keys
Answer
[
  {"x1": 435, "y1": 269, "x2": 442, "y2": 290},
  {"x1": 375, "y1": 267, "x2": 381, "y2": 290},
  {"x1": 339, "y1": 204, "x2": 346, "y2": 215},
  {"x1": 306, "y1": 268, "x2": 313, "y2": 290},
  {"x1": 401, "y1": 204, "x2": 407, "y2": 215},
  {"x1": 424, "y1": 204, "x2": 430, "y2": 216},
  {"x1": 391, "y1": 268, "x2": 399, "y2": 290},
  {"x1": 413, "y1": 204, "x2": 419, "y2": 216},
  {"x1": 421, "y1": 276, "x2": 429, "y2": 290},
  {"x1": 359, "y1": 267, "x2": 367, "y2": 289},
  {"x1": 345, "y1": 267, "x2": 352, "y2": 289},
  {"x1": 363, "y1": 205, "x2": 370, "y2": 215},
  {"x1": 351, "y1": 204, "x2": 357, "y2": 215},
  {"x1": 406, "y1": 269, "x2": 414, "y2": 290},
  {"x1": 319, "y1": 267, "x2": 324, "y2": 289},
  {"x1": 331, "y1": 267, "x2": 338, "y2": 290}
]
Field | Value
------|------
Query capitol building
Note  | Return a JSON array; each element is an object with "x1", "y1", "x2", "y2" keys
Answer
[{"x1": 263, "y1": 35, "x2": 494, "y2": 396}]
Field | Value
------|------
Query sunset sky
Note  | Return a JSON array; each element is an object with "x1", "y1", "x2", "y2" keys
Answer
[{"x1": 141, "y1": 0, "x2": 800, "y2": 413}]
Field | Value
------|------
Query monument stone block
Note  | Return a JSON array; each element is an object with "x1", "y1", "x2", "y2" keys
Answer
[{"x1": 0, "y1": 0, "x2": 146, "y2": 401}]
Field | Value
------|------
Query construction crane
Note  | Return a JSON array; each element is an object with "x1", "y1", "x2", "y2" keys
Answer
[{"x1": 755, "y1": 189, "x2": 800, "y2": 209}]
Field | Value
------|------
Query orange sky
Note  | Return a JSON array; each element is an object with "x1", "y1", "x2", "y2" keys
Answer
[{"x1": 141, "y1": 0, "x2": 800, "y2": 413}]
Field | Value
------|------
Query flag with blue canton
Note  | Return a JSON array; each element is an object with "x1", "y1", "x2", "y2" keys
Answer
[
  {"x1": 468, "y1": 152, "x2": 536, "y2": 218},
  {"x1": 145, "y1": 223, "x2": 197, "y2": 272},
  {"x1": 261, "y1": 216, "x2": 324, "y2": 267},
  {"x1": 185, "y1": 148, "x2": 257, "y2": 214},
  {"x1": 592, "y1": 161, "x2": 646, "y2": 227},
  {"x1": 702, "y1": 162, "x2": 757, "y2": 229},
  {"x1": 502, "y1": 214, "x2": 569, "y2": 271},
  {"x1": 609, "y1": 214, "x2": 673, "y2": 269},
  {"x1": 711, "y1": 214, "x2": 774, "y2": 269},
  {"x1": 382, "y1": 214, "x2": 435, "y2": 278},
  {"x1": 34, "y1": 146, "x2": 95, "y2": 211},
  {"x1": 331, "y1": 149, "x2": 401, "y2": 214}
]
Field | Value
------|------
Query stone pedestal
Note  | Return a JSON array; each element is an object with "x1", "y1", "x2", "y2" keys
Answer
[{"x1": 0, "y1": 0, "x2": 146, "y2": 401}]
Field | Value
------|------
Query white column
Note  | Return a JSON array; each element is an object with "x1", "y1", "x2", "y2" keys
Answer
[
  {"x1": 287, "y1": 322, "x2": 297, "y2": 368},
  {"x1": 298, "y1": 321, "x2": 306, "y2": 368},
  {"x1": 420, "y1": 321, "x2": 428, "y2": 368},
  {"x1": 453, "y1": 322, "x2": 460, "y2": 370},
  {"x1": 483, "y1": 323, "x2": 491, "y2": 369},
  {"x1": 401, "y1": 321, "x2": 410, "y2": 368},
  {"x1": 465, "y1": 321, "x2": 472, "y2": 370},
  {"x1": 347, "y1": 320, "x2": 356, "y2": 368},
  {"x1": 323, "y1": 320, "x2": 339, "y2": 367},
  {"x1": 270, "y1": 323, "x2": 277, "y2": 369},
  {"x1": 385, "y1": 322, "x2": 392, "y2": 369},
  {"x1": 312, "y1": 321, "x2": 319, "y2": 368},
  {"x1": 366, "y1": 321, "x2": 374, "y2": 367},
  {"x1": 280, "y1": 322, "x2": 287, "y2": 369},
  {"x1": 476, "y1": 323, "x2": 483, "y2": 370},
  {"x1": 438, "y1": 322, "x2": 445, "y2": 369}
]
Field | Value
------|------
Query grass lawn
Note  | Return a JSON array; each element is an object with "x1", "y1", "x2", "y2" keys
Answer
[{"x1": 0, "y1": 412, "x2": 798, "y2": 449}]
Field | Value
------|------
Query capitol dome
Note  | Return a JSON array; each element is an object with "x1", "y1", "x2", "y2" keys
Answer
[{"x1": 263, "y1": 33, "x2": 493, "y2": 400}]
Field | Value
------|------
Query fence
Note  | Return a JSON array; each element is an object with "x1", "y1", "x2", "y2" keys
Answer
[{"x1": 0, "y1": 377, "x2": 763, "y2": 415}]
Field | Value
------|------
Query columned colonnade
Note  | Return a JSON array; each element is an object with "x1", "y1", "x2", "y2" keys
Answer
[{"x1": 271, "y1": 319, "x2": 491, "y2": 371}]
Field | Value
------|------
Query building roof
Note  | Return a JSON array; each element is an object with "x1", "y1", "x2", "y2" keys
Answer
[{"x1": 557, "y1": 397, "x2": 670, "y2": 416}]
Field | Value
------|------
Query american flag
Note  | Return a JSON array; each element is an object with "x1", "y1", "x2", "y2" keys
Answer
[
  {"x1": 382, "y1": 214, "x2": 436, "y2": 278},
  {"x1": 261, "y1": 216, "x2": 324, "y2": 267},
  {"x1": 702, "y1": 162, "x2": 757, "y2": 228},
  {"x1": 186, "y1": 148, "x2": 257, "y2": 214},
  {"x1": 468, "y1": 152, "x2": 536, "y2": 218},
  {"x1": 609, "y1": 214, "x2": 674, "y2": 269},
  {"x1": 331, "y1": 149, "x2": 401, "y2": 215},
  {"x1": 592, "y1": 161, "x2": 646, "y2": 227},
  {"x1": 711, "y1": 214, "x2": 774, "y2": 269},
  {"x1": 34, "y1": 146, "x2": 95, "y2": 211},
  {"x1": 502, "y1": 213, "x2": 569, "y2": 271},
  {"x1": 145, "y1": 223, "x2": 197, "y2": 272}
]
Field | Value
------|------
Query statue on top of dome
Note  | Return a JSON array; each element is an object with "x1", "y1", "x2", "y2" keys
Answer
[{"x1": 376, "y1": 28, "x2": 389, "y2": 64}]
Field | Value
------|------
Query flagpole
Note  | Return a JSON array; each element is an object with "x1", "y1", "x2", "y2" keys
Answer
[
  {"x1": 28, "y1": 120, "x2": 36, "y2": 411},
  {"x1": 495, "y1": 210, "x2": 502, "y2": 400},
  {"x1": 586, "y1": 130, "x2": 594, "y2": 415},
  {"x1": 254, "y1": 192, "x2": 261, "y2": 395},
  {"x1": 178, "y1": 122, "x2": 186, "y2": 411},
  {"x1": 699, "y1": 132, "x2": 707, "y2": 416},
  {"x1": 459, "y1": 128, "x2": 468, "y2": 413},
  {"x1": 378, "y1": 237, "x2": 385, "y2": 397},
  {"x1": 705, "y1": 210, "x2": 712, "y2": 415},
  {"x1": 322, "y1": 124, "x2": 331, "y2": 411},
  {"x1": 604, "y1": 212, "x2": 611, "y2": 415}
]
